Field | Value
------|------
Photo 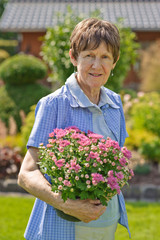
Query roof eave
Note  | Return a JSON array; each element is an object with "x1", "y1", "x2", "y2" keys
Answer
[
  {"x1": 0, "y1": 28, "x2": 47, "y2": 32},
  {"x1": 132, "y1": 28, "x2": 160, "y2": 32}
]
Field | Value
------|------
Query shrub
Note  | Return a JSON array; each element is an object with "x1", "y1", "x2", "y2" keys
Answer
[
  {"x1": 0, "y1": 49, "x2": 9, "y2": 63},
  {"x1": 0, "y1": 86, "x2": 16, "y2": 127},
  {"x1": 133, "y1": 163, "x2": 151, "y2": 175},
  {"x1": 125, "y1": 128, "x2": 155, "y2": 150},
  {"x1": 0, "y1": 54, "x2": 47, "y2": 85},
  {"x1": 140, "y1": 138, "x2": 160, "y2": 163},
  {"x1": 130, "y1": 92, "x2": 160, "y2": 136},
  {"x1": 21, "y1": 105, "x2": 36, "y2": 153},
  {"x1": 0, "y1": 134, "x2": 23, "y2": 151},
  {"x1": 0, "y1": 146, "x2": 22, "y2": 179},
  {"x1": 123, "y1": 91, "x2": 160, "y2": 164},
  {"x1": 0, "y1": 84, "x2": 51, "y2": 131}
]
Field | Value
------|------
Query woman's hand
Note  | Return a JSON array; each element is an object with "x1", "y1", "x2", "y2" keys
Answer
[{"x1": 60, "y1": 198, "x2": 106, "y2": 223}]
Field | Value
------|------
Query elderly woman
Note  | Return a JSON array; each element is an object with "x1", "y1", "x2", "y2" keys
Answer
[{"x1": 18, "y1": 18, "x2": 131, "y2": 240}]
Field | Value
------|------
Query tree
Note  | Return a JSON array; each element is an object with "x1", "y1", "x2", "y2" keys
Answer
[{"x1": 41, "y1": 7, "x2": 139, "y2": 92}]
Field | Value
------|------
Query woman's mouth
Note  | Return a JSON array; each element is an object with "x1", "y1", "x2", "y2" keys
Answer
[{"x1": 89, "y1": 73, "x2": 102, "y2": 77}]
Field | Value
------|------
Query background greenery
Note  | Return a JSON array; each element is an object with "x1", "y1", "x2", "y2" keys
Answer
[
  {"x1": 0, "y1": 196, "x2": 160, "y2": 240},
  {"x1": 0, "y1": 54, "x2": 51, "y2": 131},
  {"x1": 123, "y1": 91, "x2": 160, "y2": 164},
  {"x1": 0, "y1": 54, "x2": 47, "y2": 85}
]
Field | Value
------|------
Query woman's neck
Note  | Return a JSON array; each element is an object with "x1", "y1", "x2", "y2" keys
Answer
[{"x1": 78, "y1": 82, "x2": 100, "y2": 105}]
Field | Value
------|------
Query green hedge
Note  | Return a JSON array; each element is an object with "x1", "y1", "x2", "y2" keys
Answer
[
  {"x1": 0, "y1": 38, "x2": 18, "y2": 56},
  {"x1": 0, "y1": 49, "x2": 10, "y2": 63},
  {"x1": 0, "y1": 54, "x2": 47, "y2": 85},
  {"x1": 0, "y1": 84, "x2": 51, "y2": 131}
]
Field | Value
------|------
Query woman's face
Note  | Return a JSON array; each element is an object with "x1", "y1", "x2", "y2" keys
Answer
[{"x1": 70, "y1": 41, "x2": 118, "y2": 93}]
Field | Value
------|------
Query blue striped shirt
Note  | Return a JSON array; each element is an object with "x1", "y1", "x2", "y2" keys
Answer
[{"x1": 24, "y1": 73, "x2": 131, "y2": 239}]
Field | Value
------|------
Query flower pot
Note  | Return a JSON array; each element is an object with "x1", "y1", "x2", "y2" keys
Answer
[{"x1": 55, "y1": 208, "x2": 81, "y2": 222}]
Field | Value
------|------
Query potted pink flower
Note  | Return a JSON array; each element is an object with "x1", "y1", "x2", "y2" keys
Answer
[{"x1": 38, "y1": 126, "x2": 134, "y2": 221}]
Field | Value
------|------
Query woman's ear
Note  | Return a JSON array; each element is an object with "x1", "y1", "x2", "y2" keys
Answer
[
  {"x1": 69, "y1": 49, "x2": 77, "y2": 66},
  {"x1": 112, "y1": 55, "x2": 119, "y2": 69}
]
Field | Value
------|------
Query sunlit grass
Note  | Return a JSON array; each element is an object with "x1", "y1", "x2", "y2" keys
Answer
[
  {"x1": 0, "y1": 195, "x2": 34, "y2": 240},
  {"x1": 0, "y1": 196, "x2": 160, "y2": 240},
  {"x1": 115, "y1": 202, "x2": 160, "y2": 240}
]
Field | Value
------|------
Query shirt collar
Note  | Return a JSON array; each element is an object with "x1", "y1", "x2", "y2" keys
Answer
[{"x1": 65, "y1": 73, "x2": 119, "y2": 109}]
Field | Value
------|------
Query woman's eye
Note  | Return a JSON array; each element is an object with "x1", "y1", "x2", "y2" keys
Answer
[{"x1": 103, "y1": 56, "x2": 108, "y2": 59}]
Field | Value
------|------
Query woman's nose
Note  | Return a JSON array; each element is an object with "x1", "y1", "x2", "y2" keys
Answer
[{"x1": 92, "y1": 58, "x2": 101, "y2": 69}]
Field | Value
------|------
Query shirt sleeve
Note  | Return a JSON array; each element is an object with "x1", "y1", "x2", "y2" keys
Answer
[
  {"x1": 118, "y1": 95, "x2": 129, "y2": 147},
  {"x1": 27, "y1": 97, "x2": 57, "y2": 148}
]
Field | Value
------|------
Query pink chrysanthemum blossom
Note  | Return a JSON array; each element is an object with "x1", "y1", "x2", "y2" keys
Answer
[
  {"x1": 63, "y1": 180, "x2": 72, "y2": 187},
  {"x1": 58, "y1": 177, "x2": 63, "y2": 181},
  {"x1": 119, "y1": 157, "x2": 127, "y2": 166},
  {"x1": 46, "y1": 144, "x2": 53, "y2": 148},
  {"x1": 69, "y1": 160, "x2": 81, "y2": 173},
  {"x1": 89, "y1": 151, "x2": 99, "y2": 159},
  {"x1": 65, "y1": 126, "x2": 81, "y2": 132},
  {"x1": 77, "y1": 139, "x2": 91, "y2": 146},
  {"x1": 108, "y1": 170, "x2": 114, "y2": 177},
  {"x1": 49, "y1": 132, "x2": 54, "y2": 138},
  {"x1": 78, "y1": 146, "x2": 84, "y2": 151},
  {"x1": 91, "y1": 173, "x2": 105, "y2": 185},
  {"x1": 53, "y1": 128, "x2": 67, "y2": 138},
  {"x1": 98, "y1": 142, "x2": 107, "y2": 151},
  {"x1": 105, "y1": 138, "x2": 120, "y2": 150},
  {"x1": 107, "y1": 176, "x2": 120, "y2": 194},
  {"x1": 49, "y1": 152, "x2": 55, "y2": 157},
  {"x1": 58, "y1": 147, "x2": 64, "y2": 153},
  {"x1": 88, "y1": 133, "x2": 103, "y2": 139},
  {"x1": 58, "y1": 185, "x2": 63, "y2": 190},
  {"x1": 121, "y1": 147, "x2": 132, "y2": 159},
  {"x1": 48, "y1": 139, "x2": 56, "y2": 144},
  {"x1": 59, "y1": 140, "x2": 71, "y2": 147},
  {"x1": 55, "y1": 159, "x2": 65, "y2": 168},
  {"x1": 115, "y1": 172, "x2": 124, "y2": 180},
  {"x1": 129, "y1": 169, "x2": 134, "y2": 177}
]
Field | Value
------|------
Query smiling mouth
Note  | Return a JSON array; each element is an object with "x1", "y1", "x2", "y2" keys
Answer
[{"x1": 89, "y1": 73, "x2": 102, "y2": 77}]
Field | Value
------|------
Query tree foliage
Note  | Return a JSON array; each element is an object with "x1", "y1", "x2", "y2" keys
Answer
[
  {"x1": 40, "y1": 7, "x2": 82, "y2": 86},
  {"x1": 41, "y1": 7, "x2": 139, "y2": 92}
]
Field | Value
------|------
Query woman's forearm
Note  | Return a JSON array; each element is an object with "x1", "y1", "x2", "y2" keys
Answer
[
  {"x1": 18, "y1": 148, "x2": 64, "y2": 208},
  {"x1": 18, "y1": 147, "x2": 106, "y2": 222}
]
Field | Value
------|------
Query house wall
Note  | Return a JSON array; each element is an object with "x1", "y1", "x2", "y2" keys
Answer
[
  {"x1": 20, "y1": 32, "x2": 45, "y2": 57},
  {"x1": 136, "y1": 31, "x2": 160, "y2": 42}
]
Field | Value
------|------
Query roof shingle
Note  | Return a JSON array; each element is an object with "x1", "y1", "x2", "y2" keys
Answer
[{"x1": 0, "y1": 0, "x2": 160, "y2": 32}]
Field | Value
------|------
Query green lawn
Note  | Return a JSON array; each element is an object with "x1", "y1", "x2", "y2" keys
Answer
[{"x1": 0, "y1": 196, "x2": 160, "y2": 240}]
